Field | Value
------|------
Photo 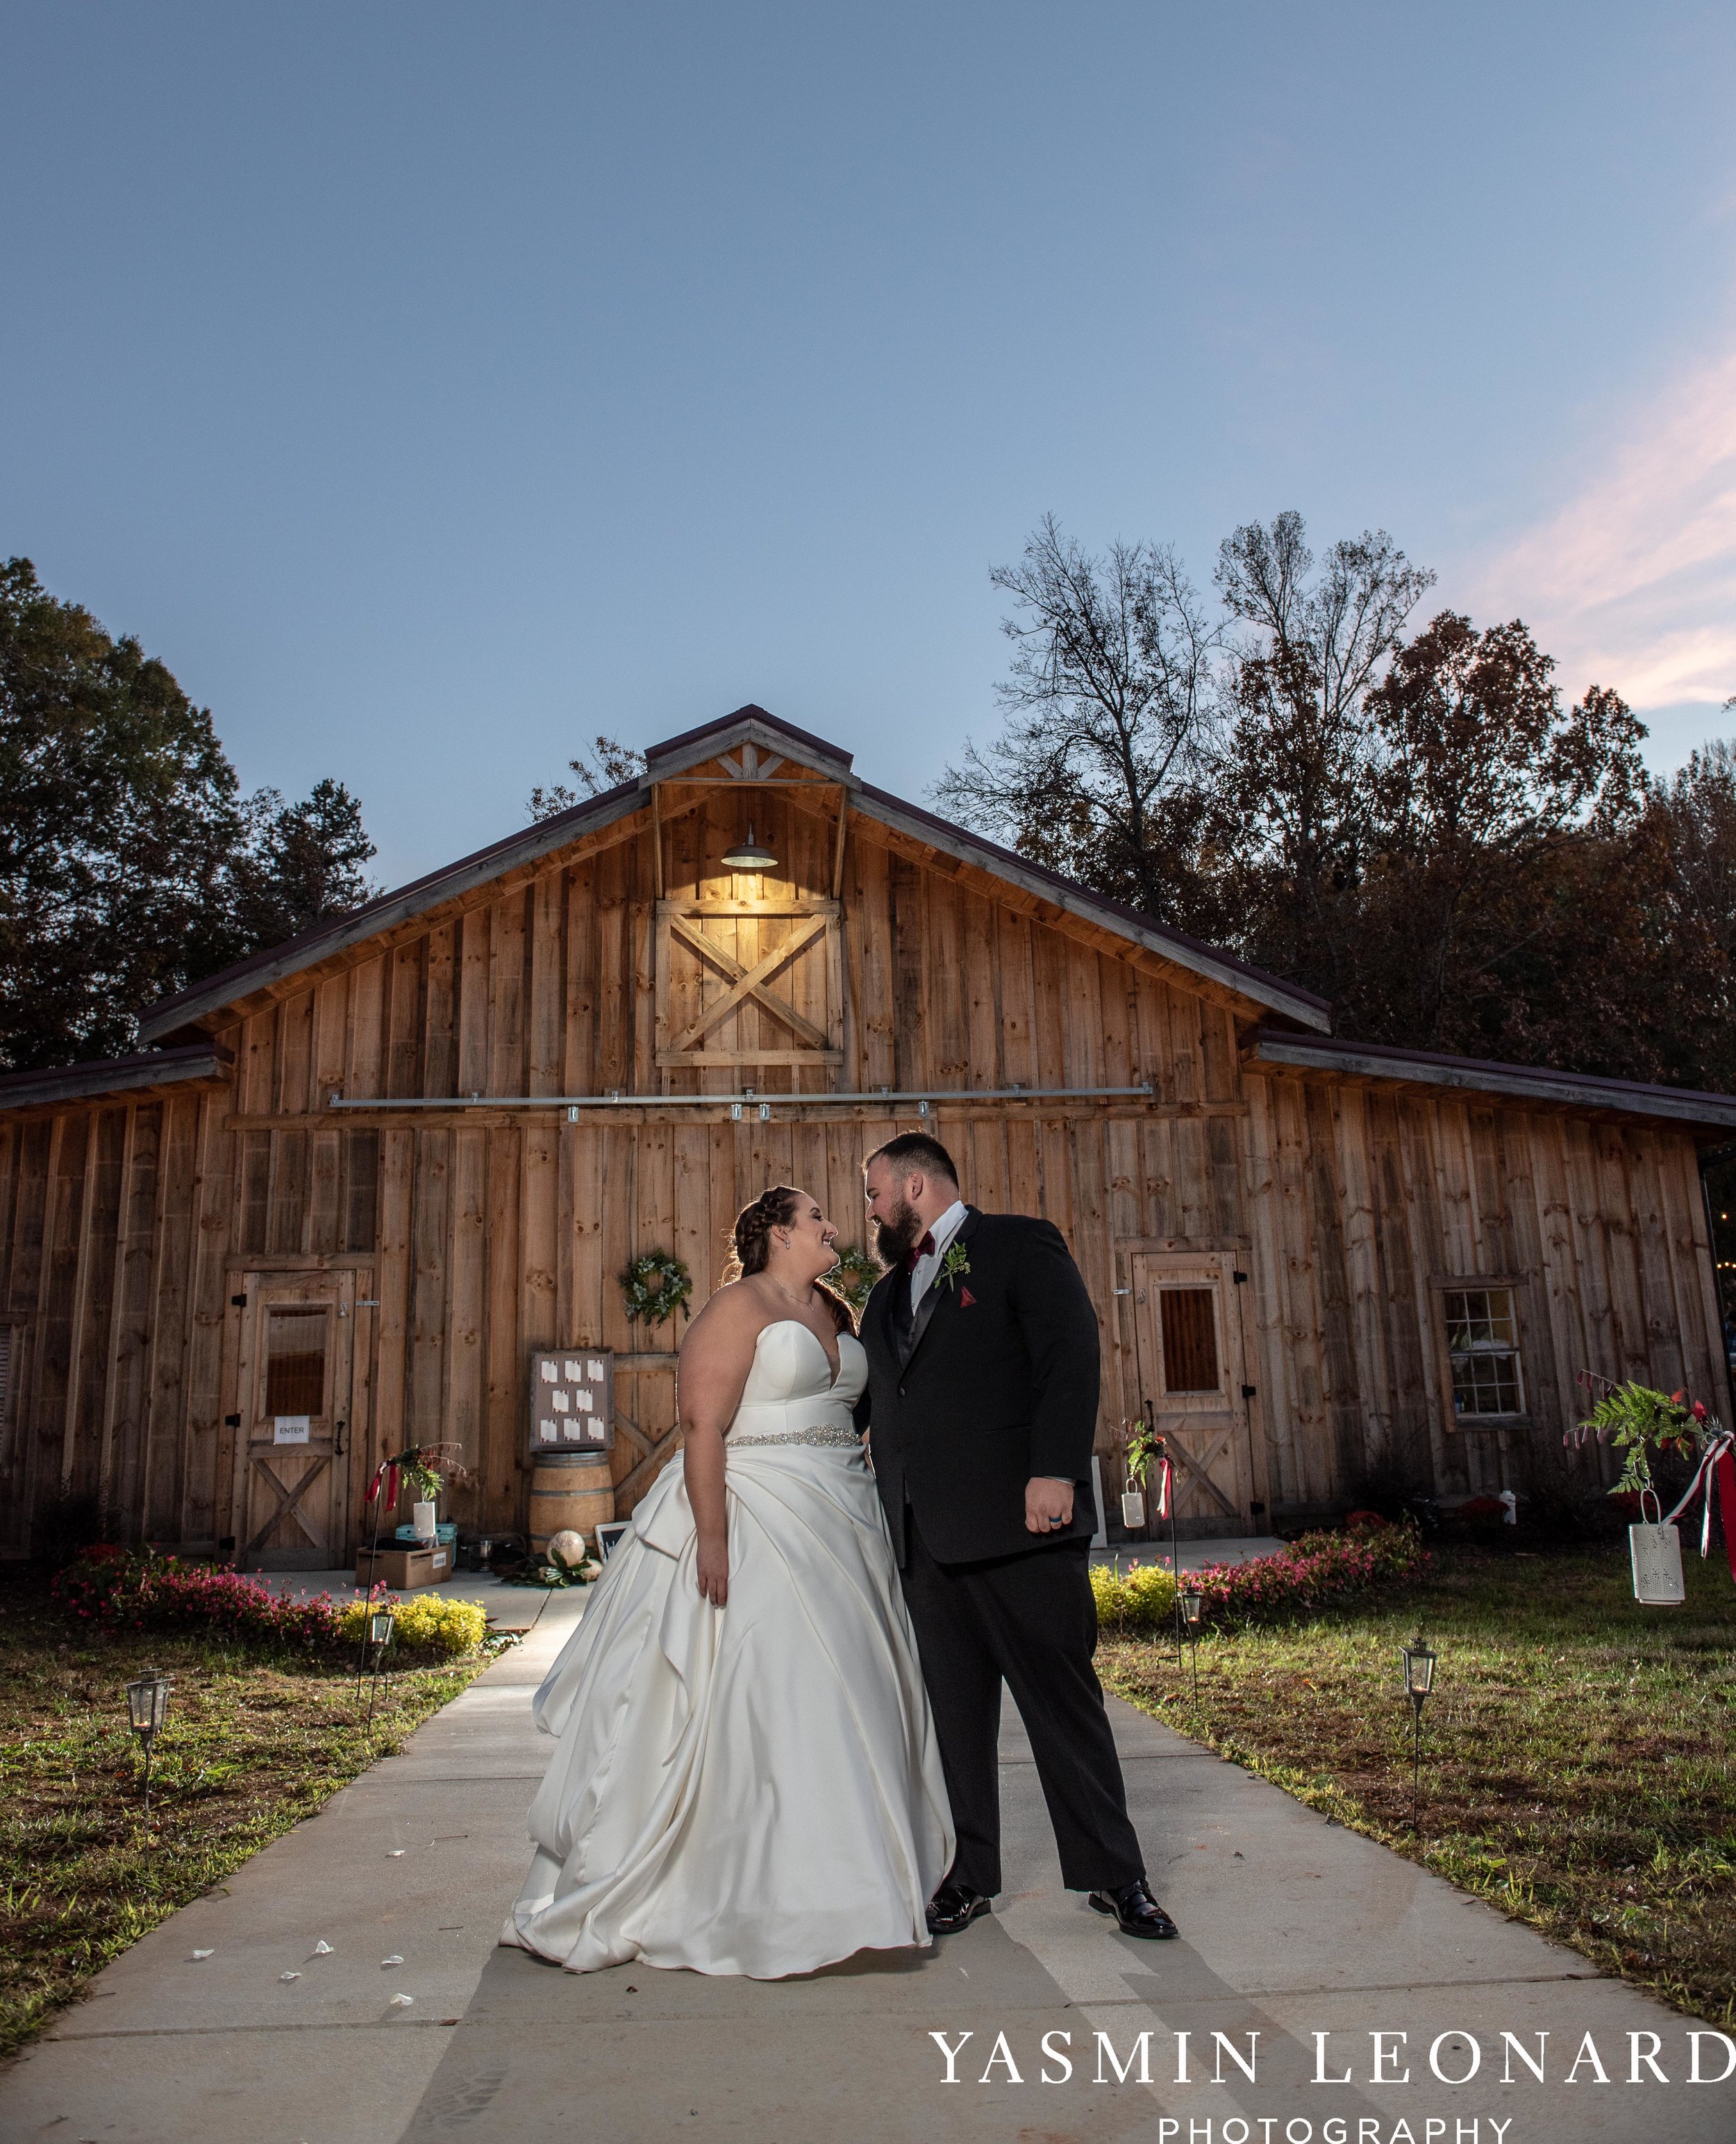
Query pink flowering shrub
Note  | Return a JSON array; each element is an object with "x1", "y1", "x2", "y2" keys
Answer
[
  {"x1": 1094, "y1": 1522, "x2": 1427, "y2": 1636},
  {"x1": 52, "y1": 1549, "x2": 486, "y2": 1660},
  {"x1": 52, "y1": 1549, "x2": 351, "y2": 1657}
]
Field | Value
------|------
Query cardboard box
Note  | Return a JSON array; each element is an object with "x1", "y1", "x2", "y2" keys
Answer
[{"x1": 355, "y1": 1542, "x2": 451, "y2": 1590}]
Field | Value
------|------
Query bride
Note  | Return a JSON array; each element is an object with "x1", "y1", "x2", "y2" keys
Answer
[{"x1": 503, "y1": 1186, "x2": 954, "y2": 1978}]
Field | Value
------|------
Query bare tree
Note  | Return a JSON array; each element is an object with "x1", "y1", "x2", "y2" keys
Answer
[
  {"x1": 1214, "y1": 512, "x2": 1434, "y2": 1002},
  {"x1": 528, "y1": 735, "x2": 646, "y2": 821},
  {"x1": 933, "y1": 516, "x2": 1225, "y2": 926}
]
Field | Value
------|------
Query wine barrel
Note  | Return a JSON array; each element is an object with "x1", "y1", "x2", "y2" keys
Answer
[{"x1": 528, "y1": 1454, "x2": 615, "y2": 1553}]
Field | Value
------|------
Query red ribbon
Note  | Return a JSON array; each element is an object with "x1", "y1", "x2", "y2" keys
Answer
[
  {"x1": 1155, "y1": 1456, "x2": 1173, "y2": 1521},
  {"x1": 368, "y1": 1461, "x2": 399, "y2": 1511},
  {"x1": 1664, "y1": 1433, "x2": 1736, "y2": 1584}
]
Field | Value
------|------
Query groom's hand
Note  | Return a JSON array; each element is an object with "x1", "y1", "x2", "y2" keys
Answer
[{"x1": 1024, "y1": 1477, "x2": 1075, "y2": 1534}]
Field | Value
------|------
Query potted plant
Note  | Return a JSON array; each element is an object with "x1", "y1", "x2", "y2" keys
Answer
[{"x1": 1569, "y1": 1376, "x2": 1733, "y2": 1602}]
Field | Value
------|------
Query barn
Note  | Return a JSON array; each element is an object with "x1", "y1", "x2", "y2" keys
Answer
[{"x1": 3, "y1": 703, "x2": 1733, "y2": 1565}]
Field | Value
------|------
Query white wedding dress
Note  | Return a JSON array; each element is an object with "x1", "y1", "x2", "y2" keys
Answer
[{"x1": 503, "y1": 1320, "x2": 954, "y2": 1978}]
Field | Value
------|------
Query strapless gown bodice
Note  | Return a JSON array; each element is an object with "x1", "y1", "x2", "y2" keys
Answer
[{"x1": 724, "y1": 1320, "x2": 865, "y2": 1446}]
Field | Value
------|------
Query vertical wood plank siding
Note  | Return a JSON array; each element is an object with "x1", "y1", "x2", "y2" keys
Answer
[{"x1": 0, "y1": 791, "x2": 1725, "y2": 1552}]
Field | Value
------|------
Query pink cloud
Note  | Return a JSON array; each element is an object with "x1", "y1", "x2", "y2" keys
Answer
[{"x1": 1469, "y1": 347, "x2": 1736, "y2": 710}]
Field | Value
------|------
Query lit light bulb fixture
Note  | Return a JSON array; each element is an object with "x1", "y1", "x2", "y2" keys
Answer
[{"x1": 721, "y1": 822, "x2": 778, "y2": 872}]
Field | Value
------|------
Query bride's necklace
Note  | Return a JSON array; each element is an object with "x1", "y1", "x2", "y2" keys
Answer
[{"x1": 768, "y1": 1277, "x2": 817, "y2": 1312}]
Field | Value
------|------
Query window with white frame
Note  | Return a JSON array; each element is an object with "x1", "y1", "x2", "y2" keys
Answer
[{"x1": 1443, "y1": 1287, "x2": 1524, "y2": 1419}]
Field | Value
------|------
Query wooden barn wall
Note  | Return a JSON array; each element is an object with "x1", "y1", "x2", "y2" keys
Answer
[
  {"x1": 0, "y1": 1089, "x2": 242, "y2": 1554},
  {"x1": 200, "y1": 792, "x2": 1251, "y2": 1538},
  {"x1": 1, "y1": 784, "x2": 1726, "y2": 1550},
  {"x1": 1242, "y1": 1070, "x2": 1726, "y2": 1512}
]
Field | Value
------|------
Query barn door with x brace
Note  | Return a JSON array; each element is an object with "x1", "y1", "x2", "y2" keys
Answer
[
  {"x1": 653, "y1": 895, "x2": 844, "y2": 1081},
  {"x1": 230, "y1": 1272, "x2": 356, "y2": 1570},
  {"x1": 1130, "y1": 1251, "x2": 1258, "y2": 1538}
]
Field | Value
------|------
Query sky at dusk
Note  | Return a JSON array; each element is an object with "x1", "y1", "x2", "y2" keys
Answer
[{"x1": 3, "y1": 3, "x2": 1735, "y2": 886}]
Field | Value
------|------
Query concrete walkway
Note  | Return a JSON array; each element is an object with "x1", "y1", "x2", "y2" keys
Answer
[{"x1": 3, "y1": 1591, "x2": 1729, "y2": 2143}]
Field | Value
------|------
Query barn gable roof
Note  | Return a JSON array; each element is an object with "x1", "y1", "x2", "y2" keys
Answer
[{"x1": 137, "y1": 704, "x2": 1330, "y2": 1040}]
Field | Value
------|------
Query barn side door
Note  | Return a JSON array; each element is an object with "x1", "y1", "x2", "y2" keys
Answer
[
  {"x1": 230, "y1": 1271, "x2": 356, "y2": 1570},
  {"x1": 1130, "y1": 1250, "x2": 1256, "y2": 1537}
]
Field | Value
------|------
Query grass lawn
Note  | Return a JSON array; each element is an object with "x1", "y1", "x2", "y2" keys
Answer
[
  {"x1": 0, "y1": 1568, "x2": 496, "y2": 2060},
  {"x1": 1100, "y1": 1539, "x2": 1736, "y2": 2029}
]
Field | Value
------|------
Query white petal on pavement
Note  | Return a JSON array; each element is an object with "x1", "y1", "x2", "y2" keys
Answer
[
  {"x1": 279, "y1": 1972, "x2": 301, "y2": 1981},
  {"x1": 381, "y1": 1954, "x2": 404, "y2": 1966},
  {"x1": 190, "y1": 1950, "x2": 213, "y2": 1961},
  {"x1": 312, "y1": 1941, "x2": 333, "y2": 1954},
  {"x1": 389, "y1": 1993, "x2": 414, "y2": 2006},
  {"x1": 387, "y1": 1849, "x2": 405, "y2": 1857}
]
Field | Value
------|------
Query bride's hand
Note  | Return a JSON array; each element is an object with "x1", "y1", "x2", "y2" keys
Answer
[{"x1": 695, "y1": 1530, "x2": 729, "y2": 1609}]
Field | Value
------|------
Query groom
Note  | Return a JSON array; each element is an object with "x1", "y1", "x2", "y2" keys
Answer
[{"x1": 858, "y1": 1133, "x2": 1176, "y2": 1941}]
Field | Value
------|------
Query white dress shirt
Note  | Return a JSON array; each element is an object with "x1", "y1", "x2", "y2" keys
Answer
[{"x1": 906, "y1": 1198, "x2": 968, "y2": 1314}]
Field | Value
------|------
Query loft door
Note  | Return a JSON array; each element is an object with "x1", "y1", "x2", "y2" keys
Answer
[
  {"x1": 1130, "y1": 1251, "x2": 1256, "y2": 1536},
  {"x1": 233, "y1": 1272, "x2": 356, "y2": 1570}
]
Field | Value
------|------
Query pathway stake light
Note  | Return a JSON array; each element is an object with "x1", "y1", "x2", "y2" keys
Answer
[
  {"x1": 1400, "y1": 1633, "x2": 1437, "y2": 1832},
  {"x1": 126, "y1": 1668, "x2": 173, "y2": 1825},
  {"x1": 1179, "y1": 1587, "x2": 1203, "y2": 1706},
  {"x1": 366, "y1": 1606, "x2": 395, "y2": 1727}
]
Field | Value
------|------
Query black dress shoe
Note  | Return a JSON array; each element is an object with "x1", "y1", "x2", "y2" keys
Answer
[
  {"x1": 926, "y1": 1882, "x2": 993, "y2": 1936},
  {"x1": 1088, "y1": 1877, "x2": 1178, "y2": 1939}
]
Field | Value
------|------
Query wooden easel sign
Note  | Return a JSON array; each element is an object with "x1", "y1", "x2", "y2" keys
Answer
[{"x1": 529, "y1": 1350, "x2": 615, "y2": 1456}]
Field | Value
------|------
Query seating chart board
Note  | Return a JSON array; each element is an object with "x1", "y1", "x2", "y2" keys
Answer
[{"x1": 528, "y1": 1349, "x2": 615, "y2": 1454}]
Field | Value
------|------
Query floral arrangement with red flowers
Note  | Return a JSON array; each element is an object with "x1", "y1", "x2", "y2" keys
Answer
[{"x1": 1567, "y1": 1374, "x2": 1719, "y2": 1498}]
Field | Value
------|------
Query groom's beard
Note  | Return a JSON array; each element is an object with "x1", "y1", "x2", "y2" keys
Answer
[{"x1": 874, "y1": 1198, "x2": 922, "y2": 1270}]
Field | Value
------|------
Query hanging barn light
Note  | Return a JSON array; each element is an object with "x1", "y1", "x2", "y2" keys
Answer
[{"x1": 720, "y1": 822, "x2": 778, "y2": 871}]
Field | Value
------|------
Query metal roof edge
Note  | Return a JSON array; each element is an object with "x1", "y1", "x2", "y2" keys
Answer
[
  {"x1": 0, "y1": 1047, "x2": 228, "y2": 1115},
  {"x1": 644, "y1": 705, "x2": 855, "y2": 778},
  {"x1": 1250, "y1": 1030, "x2": 1736, "y2": 1130}
]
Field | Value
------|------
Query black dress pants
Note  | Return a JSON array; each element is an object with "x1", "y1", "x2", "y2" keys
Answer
[{"x1": 899, "y1": 1518, "x2": 1144, "y2": 1896}]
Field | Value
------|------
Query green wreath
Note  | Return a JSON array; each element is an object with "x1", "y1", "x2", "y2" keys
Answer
[
  {"x1": 828, "y1": 1243, "x2": 883, "y2": 1315},
  {"x1": 619, "y1": 1249, "x2": 692, "y2": 1328}
]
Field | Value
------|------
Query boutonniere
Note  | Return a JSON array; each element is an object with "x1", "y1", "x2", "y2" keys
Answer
[{"x1": 940, "y1": 1243, "x2": 971, "y2": 1293}]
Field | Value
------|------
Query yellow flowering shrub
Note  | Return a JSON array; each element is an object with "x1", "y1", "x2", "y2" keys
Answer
[
  {"x1": 335, "y1": 1592, "x2": 487, "y2": 1658},
  {"x1": 1091, "y1": 1559, "x2": 1178, "y2": 1633}
]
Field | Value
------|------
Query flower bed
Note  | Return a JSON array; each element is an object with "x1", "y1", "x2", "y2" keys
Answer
[
  {"x1": 1092, "y1": 1520, "x2": 1428, "y2": 1634},
  {"x1": 51, "y1": 1551, "x2": 485, "y2": 1661}
]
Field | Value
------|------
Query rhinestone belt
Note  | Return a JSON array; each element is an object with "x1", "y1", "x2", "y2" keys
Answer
[{"x1": 728, "y1": 1427, "x2": 862, "y2": 1450}]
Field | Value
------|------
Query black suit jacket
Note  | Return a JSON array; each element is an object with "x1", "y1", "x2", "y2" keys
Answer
[{"x1": 856, "y1": 1208, "x2": 1101, "y2": 1565}]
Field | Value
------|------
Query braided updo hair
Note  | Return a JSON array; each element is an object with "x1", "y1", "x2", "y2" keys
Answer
[{"x1": 724, "y1": 1185, "x2": 855, "y2": 1333}]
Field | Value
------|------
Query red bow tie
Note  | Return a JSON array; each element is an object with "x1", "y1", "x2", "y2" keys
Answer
[{"x1": 902, "y1": 1231, "x2": 937, "y2": 1274}]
